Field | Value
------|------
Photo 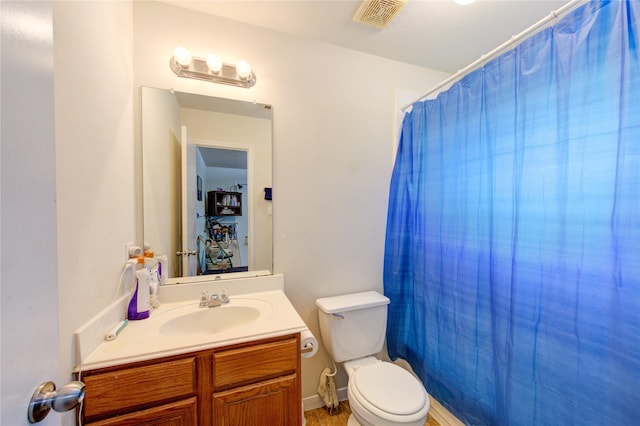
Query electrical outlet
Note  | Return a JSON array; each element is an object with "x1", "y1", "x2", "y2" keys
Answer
[{"x1": 125, "y1": 242, "x2": 134, "y2": 261}]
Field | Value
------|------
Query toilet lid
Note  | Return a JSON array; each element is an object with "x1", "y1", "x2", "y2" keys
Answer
[{"x1": 352, "y1": 363, "x2": 426, "y2": 415}]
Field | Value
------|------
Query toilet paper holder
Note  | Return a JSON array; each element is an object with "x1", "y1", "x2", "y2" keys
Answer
[{"x1": 300, "y1": 329, "x2": 318, "y2": 358}]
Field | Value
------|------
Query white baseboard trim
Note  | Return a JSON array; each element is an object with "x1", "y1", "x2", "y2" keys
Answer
[
  {"x1": 303, "y1": 388, "x2": 463, "y2": 426},
  {"x1": 428, "y1": 395, "x2": 464, "y2": 426},
  {"x1": 302, "y1": 387, "x2": 348, "y2": 411}
]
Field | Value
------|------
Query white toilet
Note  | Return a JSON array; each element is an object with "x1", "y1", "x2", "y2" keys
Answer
[{"x1": 316, "y1": 291, "x2": 430, "y2": 426}]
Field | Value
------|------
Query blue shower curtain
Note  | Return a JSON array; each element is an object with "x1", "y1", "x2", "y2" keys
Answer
[{"x1": 384, "y1": 1, "x2": 639, "y2": 425}]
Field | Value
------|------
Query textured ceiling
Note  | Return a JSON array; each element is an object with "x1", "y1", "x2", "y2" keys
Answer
[{"x1": 160, "y1": 0, "x2": 571, "y2": 73}]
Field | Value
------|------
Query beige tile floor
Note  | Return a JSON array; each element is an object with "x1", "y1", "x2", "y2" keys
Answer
[{"x1": 304, "y1": 400, "x2": 441, "y2": 426}]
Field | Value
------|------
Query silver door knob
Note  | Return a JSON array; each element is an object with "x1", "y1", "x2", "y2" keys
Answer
[{"x1": 28, "y1": 381, "x2": 85, "y2": 423}]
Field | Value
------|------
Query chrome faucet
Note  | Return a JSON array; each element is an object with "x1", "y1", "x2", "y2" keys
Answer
[
  {"x1": 208, "y1": 294, "x2": 222, "y2": 307},
  {"x1": 199, "y1": 288, "x2": 230, "y2": 308}
]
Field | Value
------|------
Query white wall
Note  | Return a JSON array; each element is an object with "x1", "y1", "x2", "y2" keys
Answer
[
  {"x1": 133, "y1": 1, "x2": 449, "y2": 399},
  {"x1": 53, "y1": 0, "x2": 135, "y2": 395}
]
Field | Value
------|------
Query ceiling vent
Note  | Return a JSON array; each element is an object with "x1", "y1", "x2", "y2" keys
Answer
[{"x1": 353, "y1": 0, "x2": 408, "y2": 29}]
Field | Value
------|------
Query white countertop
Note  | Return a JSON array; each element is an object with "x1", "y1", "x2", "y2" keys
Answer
[{"x1": 75, "y1": 275, "x2": 308, "y2": 371}]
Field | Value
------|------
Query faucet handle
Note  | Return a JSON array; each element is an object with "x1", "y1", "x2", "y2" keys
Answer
[
  {"x1": 199, "y1": 291, "x2": 209, "y2": 307},
  {"x1": 221, "y1": 288, "x2": 230, "y2": 304}
]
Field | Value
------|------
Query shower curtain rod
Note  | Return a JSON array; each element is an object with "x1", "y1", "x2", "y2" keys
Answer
[{"x1": 401, "y1": 0, "x2": 587, "y2": 112}]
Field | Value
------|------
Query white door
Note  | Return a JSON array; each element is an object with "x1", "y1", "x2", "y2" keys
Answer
[
  {"x1": 1, "y1": 1, "x2": 62, "y2": 424},
  {"x1": 181, "y1": 126, "x2": 198, "y2": 276}
]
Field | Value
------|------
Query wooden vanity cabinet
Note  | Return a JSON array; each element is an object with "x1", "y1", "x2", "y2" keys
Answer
[{"x1": 80, "y1": 334, "x2": 301, "y2": 426}]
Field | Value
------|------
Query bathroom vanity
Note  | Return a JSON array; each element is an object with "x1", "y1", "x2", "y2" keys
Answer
[
  {"x1": 74, "y1": 274, "x2": 307, "y2": 426},
  {"x1": 81, "y1": 333, "x2": 300, "y2": 425}
]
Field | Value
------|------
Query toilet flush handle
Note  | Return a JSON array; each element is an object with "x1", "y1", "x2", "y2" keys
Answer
[{"x1": 332, "y1": 313, "x2": 345, "y2": 321}]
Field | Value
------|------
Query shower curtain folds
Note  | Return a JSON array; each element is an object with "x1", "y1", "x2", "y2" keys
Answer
[{"x1": 384, "y1": 1, "x2": 640, "y2": 425}]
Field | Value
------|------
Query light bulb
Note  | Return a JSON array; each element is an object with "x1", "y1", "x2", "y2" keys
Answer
[
  {"x1": 454, "y1": 0, "x2": 476, "y2": 5},
  {"x1": 173, "y1": 46, "x2": 192, "y2": 67},
  {"x1": 206, "y1": 54, "x2": 222, "y2": 73},
  {"x1": 236, "y1": 60, "x2": 252, "y2": 79}
]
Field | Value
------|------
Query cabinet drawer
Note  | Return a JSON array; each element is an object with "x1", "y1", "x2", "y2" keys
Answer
[
  {"x1": 83, "y1": 357, "x2": 197, "y2": 419},
  {"x1": 214, "y1": 337, "x2": 298, "y2": 390},
  {"x1": 86, "y1": 397, "x2": 197, "y2": 426}
]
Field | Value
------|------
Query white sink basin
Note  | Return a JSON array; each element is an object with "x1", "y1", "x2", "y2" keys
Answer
[{"x1": 159, "y1": 300, "x2": 271, "y2": 336}]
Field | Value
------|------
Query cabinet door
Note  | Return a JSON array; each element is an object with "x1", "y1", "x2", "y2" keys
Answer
[
  {"x1": 87, "y1": 397, "x2": 197, "y2": 426},
  {"x1": 213, "y1": 374, "x2": 299, "y2": 426}
]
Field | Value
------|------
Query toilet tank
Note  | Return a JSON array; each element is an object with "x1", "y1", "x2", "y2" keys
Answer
[{"x1": 316, "y1": 291, "x2": 390, "y2": 363}]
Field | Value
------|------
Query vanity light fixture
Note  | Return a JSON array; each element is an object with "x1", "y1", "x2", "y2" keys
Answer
[
  {"x1": 454, "y1": 0, "x2": 476, "y2": 5},
  {"x1": 205, "y1": 53, "x2": 223, "y2": 73},
  {"x1": 170, "y1": 47, "x2": 256, "y2": 88},
  {"x1": 173, "y1": 46, "x2": 192, "y2": 66}
]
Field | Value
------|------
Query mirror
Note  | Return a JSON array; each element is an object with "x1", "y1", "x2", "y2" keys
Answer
[{"x1": 142, "y1": 87, "x2": 273, "y2": 284}]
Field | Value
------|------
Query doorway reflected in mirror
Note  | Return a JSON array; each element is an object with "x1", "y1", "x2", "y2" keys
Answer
[{"x1": 199, "y1": 148, "x2": 248, "y2": 275}]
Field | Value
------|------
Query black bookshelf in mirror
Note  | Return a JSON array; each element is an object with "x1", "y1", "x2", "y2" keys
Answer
[{"x1": 207, "y1": 191, "x2": 242, "y2": 216}]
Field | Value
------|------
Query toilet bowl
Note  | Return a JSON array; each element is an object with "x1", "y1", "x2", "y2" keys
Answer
[
  {"x1": 316, "y1": 291, "x2": 430, "y2": 426},
  {"x1": 344, "y1": 357, "x2": 429, "y2": 426}
]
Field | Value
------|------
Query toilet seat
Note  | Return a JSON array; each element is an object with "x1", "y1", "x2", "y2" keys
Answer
[{"x1": 348, "y1": 362, "x2": 429, "y2": 424}]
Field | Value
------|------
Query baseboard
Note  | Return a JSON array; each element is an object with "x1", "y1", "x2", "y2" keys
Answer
[
  {"x1": 428, "y1": 395, "x2": 464, "y2": 426},
  {"x1": 302, "y1": 386, "x2": 348, "y2": 411},
  {"x1": 303, "y1": 387, "x2": 463, "y2": 426}
]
